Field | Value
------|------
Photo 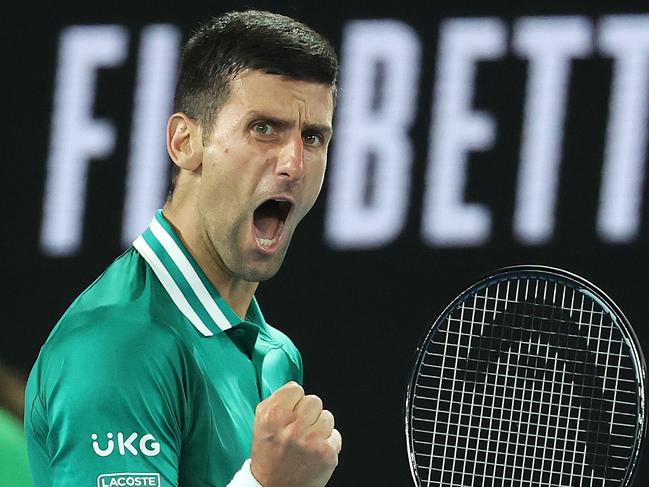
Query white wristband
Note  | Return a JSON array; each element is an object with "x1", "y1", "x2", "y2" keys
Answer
[{"x1": 226, "y1": 458, "x2": 263, "y2": 487}]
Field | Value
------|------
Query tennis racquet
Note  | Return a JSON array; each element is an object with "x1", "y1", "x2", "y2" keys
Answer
[{"x1": 405, "y1": 265, "x2": 647, "y2": 486}]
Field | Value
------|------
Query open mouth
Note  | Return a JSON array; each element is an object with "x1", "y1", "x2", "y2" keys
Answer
[{"x1": 253, "y1": 199, "x2": 293, "y2": 250}]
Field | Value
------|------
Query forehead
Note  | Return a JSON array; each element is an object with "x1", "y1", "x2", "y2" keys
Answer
[{"x1": 223, "y1": 70, "x2": 334, "y2": 125}]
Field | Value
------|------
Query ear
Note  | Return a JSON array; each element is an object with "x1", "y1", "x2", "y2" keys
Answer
[{"x1": 166, "y1": 112, "x2": 203, "y2": 171}]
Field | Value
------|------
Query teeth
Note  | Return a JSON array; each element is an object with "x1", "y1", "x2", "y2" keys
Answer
[
  {"x1": 257, "y1": 237, "x2": 277, "y2": 248},
  {"x1": 255, "y1": 220, "x2": 284, "y2": 249}
]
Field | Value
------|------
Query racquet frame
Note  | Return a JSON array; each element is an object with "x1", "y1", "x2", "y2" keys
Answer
[{"x1": 405, "y1": 265, "x2": 647, "y2": 486}]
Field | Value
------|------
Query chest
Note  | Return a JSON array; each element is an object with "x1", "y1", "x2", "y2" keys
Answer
[{"x1": 179, "y1": 333, "x2": 294, "y2": 486}]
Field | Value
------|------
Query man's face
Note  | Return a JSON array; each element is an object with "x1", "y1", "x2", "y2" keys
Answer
[{"x1": 196, "y1": 70, "x2": 334, "y2": 282}]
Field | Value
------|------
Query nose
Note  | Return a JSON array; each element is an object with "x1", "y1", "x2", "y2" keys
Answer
[{"x1": 276, "y1": 131, "x2": 304, "y2": 181}]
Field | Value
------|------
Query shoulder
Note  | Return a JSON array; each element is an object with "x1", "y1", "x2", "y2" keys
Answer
[
  {"x1": 263, "y1": 323, "x2": 303, "y2": 369},
  {"x1": 30, "y1": 305, "x2": 194, "y2": 435},
  {"x1": 43, "y1": 305, "x2": 185, "y2": 370},
  {"x1": 34, "y1": 248, "x2": 192, "y2": 395},
  {"x1": 264, "y1": 324, "x2": 298, "y2": 350},
  {"x1": 45, "y1": 247, "x2": 183, "y2": 351},
  {"x1": 35, "y1": 306, "x2": 189, "y2": 402}
]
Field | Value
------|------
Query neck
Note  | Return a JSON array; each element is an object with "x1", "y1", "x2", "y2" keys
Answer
[
  {"x1": 161, "y1": 203, "x2": 258, "y2": 319},
  {"x1": 212, "y1": 278, "x2": 258, "y2": 320}
]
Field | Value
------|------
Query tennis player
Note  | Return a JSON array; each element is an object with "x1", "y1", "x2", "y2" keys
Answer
[{"x1": 25, "y1": 10, "x2": 340, "y2": 487}]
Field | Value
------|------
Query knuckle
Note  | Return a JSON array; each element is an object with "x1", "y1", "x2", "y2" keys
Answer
[
  {"x1": 260, "y1": 404, "x2": 284, "y2": 425},
  {"x1": 323, "y1": 445, "x2": 339, "y2": 467},
  {"x1": 317, "y1": 442, "x2": 339, "y2": 467},
  {"x1": 320, "y1": 409, "x2": 334, "y2": 423},
  {"x1": 305, "y1": 428, "x2": 322, "y2": 444},
  {"x1": 299, "y1": 434, "x2": 323, "y2": 455},
  {"x1": 285, "y1": 381, "x2": 304, "y2": 394},
  {"x1": 305, "y1": 394, "x2": 323, "y2": 410},
  {"x1": 331, "y1": 428, "x2": 342, "y2": 452},
  {"x1": 284, "y1": 421, "x2": 300, "y2": 438}
]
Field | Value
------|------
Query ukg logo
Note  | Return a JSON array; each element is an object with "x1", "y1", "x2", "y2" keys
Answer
[{"x1": 91, "y1": 432, "x2": 160, "y2": 456}]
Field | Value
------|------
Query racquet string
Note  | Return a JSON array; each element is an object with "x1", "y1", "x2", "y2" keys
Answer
[{"x1": 410, "y1": 277, "x2": 640, "y2": 486}]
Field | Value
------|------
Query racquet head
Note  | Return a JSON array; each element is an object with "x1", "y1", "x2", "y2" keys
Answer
[{"x1": 405, "y1": 265, "x2": 647, "y2": 486}]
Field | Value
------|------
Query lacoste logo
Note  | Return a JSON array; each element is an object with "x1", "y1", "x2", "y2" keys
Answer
[
  {"x1": 91, "y1": 433, "x2": 160, "y2": 457},
  {"x1": 97, "y1": 473, "x2": 160, "y2": 487}
]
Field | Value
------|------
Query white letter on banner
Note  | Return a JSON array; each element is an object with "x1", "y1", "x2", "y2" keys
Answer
[
  {"x1": 325, "y1": 20, "x2": 421, "y2": 249},
  {"x1": 597, "y1": 15, "x2": 649, "y2": 243},
  {"x1": 40, "y1": 25, "x2": 128, "y2": 256},
  {"x1": 122, "y1": 24, "x2": 180, "y2": 246},
  {"x1": 421, "y1": 18, "x2": 506, "y2": 246},
  {"x1": 512, "y1": 17, "x2": 592, "y2": 244}
]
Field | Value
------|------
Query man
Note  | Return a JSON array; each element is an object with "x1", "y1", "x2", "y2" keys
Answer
[{"x1": 25, "y1": 10, "x2": 341, "y2": 487}]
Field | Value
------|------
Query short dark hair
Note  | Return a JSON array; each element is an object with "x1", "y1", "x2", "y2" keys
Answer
[
  {"x1": 168, "y1": 10, "x2": 338, "y2": 195},
  {"x1": 174, "y1": 9, "x2": 338, "y2": 131}
]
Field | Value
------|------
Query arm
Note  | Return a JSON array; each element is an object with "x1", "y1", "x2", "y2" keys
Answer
[{"x1": 25, "y1": 324, "x2": 186, "y2": 486}]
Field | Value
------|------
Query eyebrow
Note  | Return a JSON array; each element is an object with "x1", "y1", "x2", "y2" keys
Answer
[{"x1": 303, "y1": 123, "x2": 333, "y2": 138}]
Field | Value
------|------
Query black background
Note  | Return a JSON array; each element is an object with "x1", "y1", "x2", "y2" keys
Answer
[{"x1": 4, "y1": 1, "x2": 649, "y2": 485}]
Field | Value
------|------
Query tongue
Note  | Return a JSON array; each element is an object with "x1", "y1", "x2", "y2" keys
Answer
[{"x1": 254, "y1": 203, "x2": 281, "y2": 239}]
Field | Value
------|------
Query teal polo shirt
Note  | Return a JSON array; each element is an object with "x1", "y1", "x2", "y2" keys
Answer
[{"x1": 25, "y1": 210, "x2": 303, "y2": 487}]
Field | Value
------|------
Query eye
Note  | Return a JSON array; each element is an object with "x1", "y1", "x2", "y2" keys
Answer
[
  {"x1": 303, "y1": 132, "x2": 324, "y2": 147},
  {"x1": 251, "y1": 121, "x2": 275, "y2": 136}
]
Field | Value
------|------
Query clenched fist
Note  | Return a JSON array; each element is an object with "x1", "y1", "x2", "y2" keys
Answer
[{"x1": 250, "y1": 381, "x2": 342, "y2": 487}]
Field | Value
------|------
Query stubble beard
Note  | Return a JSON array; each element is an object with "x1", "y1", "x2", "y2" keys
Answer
[{"x1": 220, "y1": 217, "x2": 292, "y2": 284}]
